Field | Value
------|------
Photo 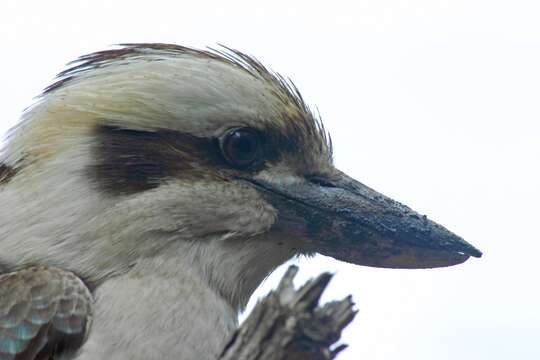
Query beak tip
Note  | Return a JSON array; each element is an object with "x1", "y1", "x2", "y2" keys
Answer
[
  {"x1": 452, "y1": 235, "x2": 482, "y2": 259},
  {"x1": 468, "y1": 247, "x2": 483, "y2": 259}
]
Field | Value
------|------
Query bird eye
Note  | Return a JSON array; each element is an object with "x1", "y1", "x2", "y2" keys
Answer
[{"x1": 220, "y1": 128, "x2": 263, "y2": 169}]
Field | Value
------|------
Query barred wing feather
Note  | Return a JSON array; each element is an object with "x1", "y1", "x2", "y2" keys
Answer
[{"x1": 0, "y1": 267, "x2": 92, "y2": 360}]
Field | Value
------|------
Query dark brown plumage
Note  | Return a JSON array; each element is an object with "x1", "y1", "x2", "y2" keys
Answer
[
  {"x1": 91, "y1": 119, "x2": 331, "y2": 196},
  {"x1": 0, "y1": 164, "x2": 17, "y2": 186}
]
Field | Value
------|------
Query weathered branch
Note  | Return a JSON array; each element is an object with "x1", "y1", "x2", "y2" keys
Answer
[{"x1": 219, "y1": 265, "x2": 357, "y2": 360}]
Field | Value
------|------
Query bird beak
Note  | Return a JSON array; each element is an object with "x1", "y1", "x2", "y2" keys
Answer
[{"x1": 248, "y1": 170, "x2": 482, "y2": 269}]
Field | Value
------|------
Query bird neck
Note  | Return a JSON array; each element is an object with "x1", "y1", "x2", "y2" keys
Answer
[
  {"x1": 127, "y1": 233, "x2": 296, "y2": 313},
  {"x1": 81, "y1": 259, "x2": 239, "y2": 360},
  {"x1": 78, "y1": 234, "x2": 296, "y2": 359}
]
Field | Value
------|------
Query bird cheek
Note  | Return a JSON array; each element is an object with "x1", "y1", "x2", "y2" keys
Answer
[
  {"x1": 226, "y1": 200, "x2": 279, "y2": 237},
  {"x1": 174, "y1": 181, "x2": 279, "y2": 239}
]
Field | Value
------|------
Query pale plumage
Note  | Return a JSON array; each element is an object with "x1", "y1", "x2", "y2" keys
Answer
[{"x1": 0, "y1": 44, "x2": 481, "y2": 360}]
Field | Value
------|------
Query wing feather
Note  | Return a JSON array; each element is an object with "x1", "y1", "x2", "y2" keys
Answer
[{"x1": 0, "y1": 267, "x2": 92, "y2": 360}]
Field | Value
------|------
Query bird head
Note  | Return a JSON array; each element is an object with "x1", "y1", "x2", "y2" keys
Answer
[{"x1": 0, "y1": 44, "x2": 481, "y2": 308}]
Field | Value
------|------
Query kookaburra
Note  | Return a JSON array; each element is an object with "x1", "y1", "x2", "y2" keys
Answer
[{"x1": 0, "y1": 44, "x2": 481, "y2": 360}]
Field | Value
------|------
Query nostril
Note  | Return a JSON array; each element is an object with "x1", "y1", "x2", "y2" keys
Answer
[{"x1": 307, "y1": 175, "x2": 337, "y2": 188}]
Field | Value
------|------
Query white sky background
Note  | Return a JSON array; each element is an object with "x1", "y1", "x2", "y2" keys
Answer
[{"x1": 1, "y1": 1, "x2": 539, "y2": 359}]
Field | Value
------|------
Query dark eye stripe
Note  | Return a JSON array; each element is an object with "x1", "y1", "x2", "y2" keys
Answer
[
  {"x1": 90, "y1": 126, "x2": 227, "y2": 195},
  {"x1": 90, "y1": 121, "x2": 329, "y2": 196},
  {"x1": 0, "y1": 163, "x2": 17, "y2": 186}
]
